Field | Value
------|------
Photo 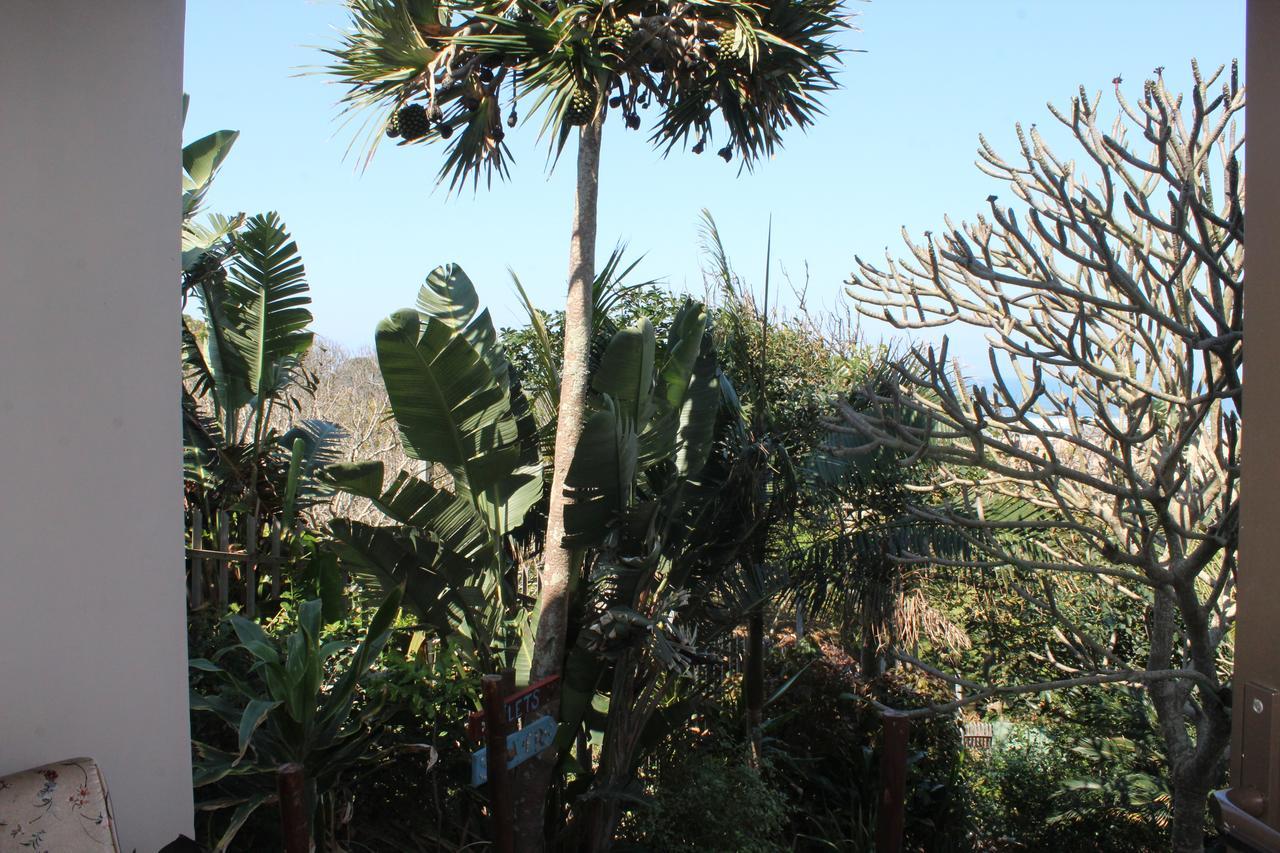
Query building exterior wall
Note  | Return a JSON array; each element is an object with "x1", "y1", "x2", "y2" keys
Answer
[{"x1": 0, "y1": 2, "x2": 193, "y2": 849}]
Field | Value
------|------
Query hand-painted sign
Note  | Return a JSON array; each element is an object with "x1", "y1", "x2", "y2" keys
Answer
[
  {"x1": 467, "y1": 674, "x2": 561, "y2": 741},
  {"x1": 470, "y1": 714, "x2": 557, "y2": 786}
]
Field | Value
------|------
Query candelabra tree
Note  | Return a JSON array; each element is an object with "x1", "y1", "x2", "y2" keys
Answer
[
  {"x1": 834, "y1": 62, "x2": 1243, "y2": 853},
  {"x1": 326, "y1": 1, "x2": 846, "y2": 846}
]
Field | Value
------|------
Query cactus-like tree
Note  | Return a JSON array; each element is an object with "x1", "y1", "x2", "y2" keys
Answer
[
  {"x1": 835, "y1": 62, "x2": 1243, "y2": 853},
  {"x1": 326, "y1": 1, "x2": 846, "y2": 845}
]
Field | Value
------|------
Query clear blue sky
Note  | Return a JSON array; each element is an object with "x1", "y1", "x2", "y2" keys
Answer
[{"x1": 184, "y1": 0, "x2": 1245, "y2": 364}]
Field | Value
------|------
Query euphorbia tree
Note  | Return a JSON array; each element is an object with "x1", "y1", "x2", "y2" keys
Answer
[{"x1": 326, "y1": 0, "x2": 845, "y2": 842}]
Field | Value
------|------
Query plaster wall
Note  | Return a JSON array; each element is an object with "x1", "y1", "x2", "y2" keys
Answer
[{"x1": 0, "y1": 2, "x2": 193, "y2": 849}]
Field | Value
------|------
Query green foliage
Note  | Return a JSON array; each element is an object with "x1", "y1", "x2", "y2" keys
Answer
[
  {"x1": 699, "y1": 211, "x2": 858, "y2": 460},
  {"x1": 965, "y1": 689, "x2": 1178, "y2": 853},
  {"x1": 757, "y1": 636, "x2": 968, "y2": 851},
  {"x1": 325, "y1": 0, "x2": 847, "y2": 188},
  {"x1": 181, "y1": 103, "x2": 243, "y2": 273},
  {"x1": 632, "y1": 741, "x2": 789, "y2": 853},
  {"x1": 189, "y1": 589, "x2": 406, "y2": 851},
  {"x1": 181, "y1": 116, "x2": 341, "y2": 525},
  {"x1": 325, "y1": 264, "x2": 544, "y2": 666}
]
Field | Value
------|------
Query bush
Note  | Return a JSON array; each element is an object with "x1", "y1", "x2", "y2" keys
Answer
[
  {"x1": 964, "y1": 690, "x2": 1176, "y2": 853},
  {"x1": 766, "y1": 636, "x2": 968, "y2": 851},
  {"x1": 632, "y1": 740, "x2": 789, "y2": 853}
]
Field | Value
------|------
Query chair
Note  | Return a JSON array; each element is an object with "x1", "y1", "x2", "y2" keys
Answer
[{"x1": 0, "y1": 758, "x2": 120, "y2": 852}]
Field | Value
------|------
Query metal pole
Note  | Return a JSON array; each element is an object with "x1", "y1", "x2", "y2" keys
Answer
[
  {"x1": 876, "y1": 711, "x2": 909, "y2": 853},
  {"x1": 482, "y1": 674, "x2": 515, "y2": 853}
]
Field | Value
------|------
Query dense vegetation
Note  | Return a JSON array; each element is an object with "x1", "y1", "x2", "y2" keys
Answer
[{"x1": 180, "y1": 21, "x2": 1243, "y2": 852}]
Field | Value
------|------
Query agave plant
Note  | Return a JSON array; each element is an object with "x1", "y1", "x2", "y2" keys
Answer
[{"x1": 189, "y1": 588, "x2": 422, "y2": 851}]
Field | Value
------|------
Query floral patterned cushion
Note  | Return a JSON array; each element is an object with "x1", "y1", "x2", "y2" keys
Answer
[{"x1": 0, "y1": 759, "x2": 119, "y2": 852}]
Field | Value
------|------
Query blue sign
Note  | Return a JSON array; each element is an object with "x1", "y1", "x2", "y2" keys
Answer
[{"x1": 470, "y1": 714, "x2": 557, "y2": 786}]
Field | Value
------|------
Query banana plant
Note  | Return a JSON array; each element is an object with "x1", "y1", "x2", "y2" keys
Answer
[
  {"x1": 181, "y1": 109, "x2": 343, "y2": 525},
  {"x1": 182, "y1": 212, "x2": 342, "y2": 522},
  {"x1": 549, "y1": 302, "x2": 801, "y2": 849},
  {"x1": 325, "y1": 265, "x2": 544, "y2": 667},
  {"x1": 181, "y1": 94, "x2": 243, "y2": 281}
]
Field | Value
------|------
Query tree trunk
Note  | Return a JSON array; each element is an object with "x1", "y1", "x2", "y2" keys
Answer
[
  {"x1": 1146, "y1": 590, "x2": 1232, "y2": 853},
  {"x1": 859, "y1": 618, "x2": 880, "y2": 679},
  {"x1": 1168, "y1": 774, "x2": 1211, "y2": 853},
  {"x1": 514, "y1": 107, "x2": 604, "y2": 853}
]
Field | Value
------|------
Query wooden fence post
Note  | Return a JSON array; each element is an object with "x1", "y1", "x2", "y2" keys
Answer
[
  {"x1": 189, "y1": 509, "x2": 204, "y2": 609},
  {"x1": 277, "y1": 763, "x2": 311, "y2": 853},
  {"x1": 876, "y1": 711, "x2": 910, "y2": 853},
  {"x1": 270, "y1": 520, "x2": 283, "y2": 603},
  {"x1": 216, "y1": 510, "x2": 230, "y2": 607},
  {"x1": 244, "y1": 514, "x2": 257, "y2": 618},
  {"x1": 482, "y1": 674, "x2": 515, "y2": 853}
]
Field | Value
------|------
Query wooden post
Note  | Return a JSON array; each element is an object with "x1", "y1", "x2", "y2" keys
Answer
[
  {"x1": 745, "y1": 609, "x2": 764, "y2": 755},
  {"x1": 876, "y1": 711, "x2": 910, "y2": 853},
  {"x1": 216, "y1": 510, "x2": 230, "y2": 608},
  {"x1": 244, "y1": 514, "x2": 258, "y2": 618},
  {"x1": 189, "y1": 509, "x2": 204, "y2": 609},
  {"x1": 482, "y1": 674, "x2": 515, "y2": 853},
  {"x1": 277, "y1": 762, "x2": 311, "y2": 853},
  {"x1": 270, "y1": 520, "x2": 282, "y2": 603}
]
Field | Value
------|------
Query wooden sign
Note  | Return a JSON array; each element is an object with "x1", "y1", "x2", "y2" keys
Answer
[
  {"x1": 467, "y1": 674, "x2": 560, "y2": 741},
  {"x1": 470, "y1": 714, "x2": 557, "y2": 786}
]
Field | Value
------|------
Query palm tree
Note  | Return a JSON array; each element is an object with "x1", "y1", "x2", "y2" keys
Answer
[{"x1": 326, "y1": 3, "x2": 847, "y2": 842}]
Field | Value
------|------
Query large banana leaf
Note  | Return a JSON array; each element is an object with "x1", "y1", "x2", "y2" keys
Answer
[
  {"x1": 674, "y1": 345, "x2": 722, "y2": 479},
  {"x1": 562, "y1": 406, "x2": 629, "y2": 546},
  {"x1": 182, "y1": 129, "x2": 239, "y2": 226},
  {"x1": 415, "y1": 264, "x2": 511, "y2": 393},
  {"x1": 327, "y1": 461, "x2": 492, "y2": 570},
  {"x1": 192, "y1": 274, "x2": 254, "y2": 424},
  {"x1": 376, "y1": 309, "x2": 519, "y2": 497},
  {"x1": 591, "y1": 319, "x2": 655, "y2": 426},
  {"x1": 564, "y1": 313, "x2": 720, "y2": 545},
  {"x1": 328, "y1": 517, "x2": 500, "y2": 664}
]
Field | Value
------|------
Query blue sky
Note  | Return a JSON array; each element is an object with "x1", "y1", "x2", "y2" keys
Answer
[{"x1": 184, "y1": 0, "x2": 1245, "y2": 364}]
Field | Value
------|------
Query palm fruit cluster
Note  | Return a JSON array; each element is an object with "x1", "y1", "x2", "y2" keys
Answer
[
  {"x1": 565, "y1": 86, "x2": 596, "y2": 126},
  {"x1": 716, "y1": 26, "x2": 738, "y2": 61},
  {"x1": 385, "y1": 110, "x2": 402, "y2": 138},
  {"x1": 395, "y1": 103, "x2": 430, "y2": 140},
  {"x1": 601, "y1": 16, "x2": 634, "y2": 41}
]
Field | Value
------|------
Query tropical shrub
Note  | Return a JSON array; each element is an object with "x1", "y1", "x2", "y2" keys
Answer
[
  {"x1": 189, "y1": 589, "x2": 411, "y2": 851},
  {"x1": 631, "y1": 739, "x2": 789, "y2": 853}
]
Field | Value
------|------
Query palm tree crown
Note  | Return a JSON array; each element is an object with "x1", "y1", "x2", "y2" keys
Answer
[{"x1": 326, "y1": 0, "x2": 848, "y2": 189}]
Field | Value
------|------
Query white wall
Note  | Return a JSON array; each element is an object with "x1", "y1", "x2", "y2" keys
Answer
[{"x1": 0, "y1": 2, "x2": 193, "y2": 850}]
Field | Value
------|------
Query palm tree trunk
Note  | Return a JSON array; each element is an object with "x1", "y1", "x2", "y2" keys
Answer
[{"x1": 514, "y1": 106, "x2": 604, "y2": 853}]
